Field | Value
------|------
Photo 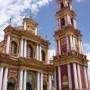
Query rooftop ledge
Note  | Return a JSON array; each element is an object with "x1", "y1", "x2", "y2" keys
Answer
[{"x1": 53, "y1": 51, "x2": 88, "y2": 66}]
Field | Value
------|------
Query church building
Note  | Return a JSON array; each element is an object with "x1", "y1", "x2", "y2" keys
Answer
[
  {"x1": 0, "y1": 16, "x2": 53, "y2": 90},
  {"x1": 0, "y1": 0, "x2": 89, "y2": 90}
]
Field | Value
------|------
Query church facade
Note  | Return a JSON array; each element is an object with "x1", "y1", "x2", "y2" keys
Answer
[
  {"x1": 0, "y1": 17, "x2": 53, "y2": 90},
  {"x1": 0, "y1": 0, "x2": 89, "y2": 90}
]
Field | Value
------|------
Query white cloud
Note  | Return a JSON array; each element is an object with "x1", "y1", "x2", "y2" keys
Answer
[
  {"x1": 0, "y1": 0, "x2": 53, "y2": 41},
  {"x1": 48, "y1": 49, "x2": 56, "y2": 60},
  {"x1": 76, "y1": 0, "x2": 84, "y2": 3}
]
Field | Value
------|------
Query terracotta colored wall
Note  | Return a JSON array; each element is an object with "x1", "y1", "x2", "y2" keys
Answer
[{"x1": 61, "y1": 64, "x2": 69, "y2": 89}]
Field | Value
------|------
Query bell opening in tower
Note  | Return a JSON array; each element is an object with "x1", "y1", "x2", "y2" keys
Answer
[{"x1": 61, "y1": 18, "x2": 65, "y2": 27}]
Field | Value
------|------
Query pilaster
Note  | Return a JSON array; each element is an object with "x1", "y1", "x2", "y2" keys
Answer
[
  {"x1": 77, "y1": 64, "x2": 82, "y2": 89},
  {"x1": 19, "y1": 70, "x2": 23, "y2": 90},
  {"x1": 73, "y1": 63, "x2": 79, "y2": 89},
  {"x1": 6, "y1": 35, "x2": 10, "y2": 54},
  {"x1": 20, "y1": 39, "x2": 24, "y2": 57},
  {"x1": 0, "y1": 67, "x2": 4, "y2": 90},
  {"x1": 24, "y1": 40, "x2": 27, "y2": 57},
  {"x1": 37, "y1": 72, "x2": 40, "y2": 90},
  {"x1": 84, "y1": 66, "x2": 89, "y2": 89},
  {"x1": 58, "y1": 66, "x2": 61, "y2": 90},
  {"x1": 2, "y1": 68, "x2": 8, "y2": 90},
  {"x1": 48, "y1": 75, "x2": 52, "y2": 90},
  {"x1": 68, "y1": 64, "x2": 72, "y2": 89},
  {"x1": 23, "y1": 70, "x2": 27, "y2": 90}
]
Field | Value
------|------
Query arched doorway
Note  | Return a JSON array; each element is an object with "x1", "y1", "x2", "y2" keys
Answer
[
  {"x1": 26, "y1": 82, "x2": 32, "y2": 90},
  {"x1": 43, "y1": 80, "x2": 47, "y2": 90},
  {"x1": 7, "y1": 78, "x2": 16, "y2": 90},
  {"x1": 26, "y1": 73, "x2": 33, "y2": 90}
]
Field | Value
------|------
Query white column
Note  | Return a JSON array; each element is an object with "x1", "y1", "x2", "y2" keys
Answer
[
  {"x1": 37, "y1": 72, "x2": 40, "y2": 90},
  {"x1": 58, "y1": 19, "x2": 61, "y2": 29},
  {"x1": 6, "y1": 35, "x2": 10, "y2": 54},
  {"x1": 48, "y1": 75, "x2": 52, "y2": 90},
  {"x1": 70, "y1": 35, "x2": 73, "y2": 50},
  {"x1": 41, "y1": 73, "x2": 43, "y2": 90},
  {"x1": 35, "y1": 27, "x2": 38, "y2": 35},
  {"x1": 65, "y1": 0, "x2": 68, "y2": 7},
  {"x1": 58, "y1": 3, "x2": 61, "y2": 10},
  {"x1": 24, "y1": 22, "x2": 27, "y2": 30},
  {"x1": 68, "y1": 64, "x2": 72, "y2": 89},
  {"x1": 37, "y1": 44, "x2": 39, "y2": 60},
  {"x1": 40, "y1": 45, "x2": 42, "y2": 61},
  {"x1": 84, "y1": 67, "x2": 88, "y2": 89},
  {"x1": 23, "y1": 70, "x2": 27, "y2": 90},
  {"x1": 73, "y1": 37, "x2": 76, "y2": 51},
  {"x1": 58, "y1": 40, "x2": 61, "y2": 55},
  {"x1": 24, "y1": 40, "x2": 27, "y2": 57},
  {"x1": 73, "y1": 63, "x2": 79, "y2": 89},
  {"x1": 77, "y1": 64, "x2": 82, "y2": 89},
  {"x1": 73, "y1": 19, "x2": 77, "y2": 29},
  {"x1": 2, "y1": 68, "x2": 8, "y2": 90},
  {"x1": 0, "y1": 67, "x2": 4, "y2": 90},
  {"x1": 70, "y1": 4, "x2": 73, "y2": 10},
  {"x1": 78, "y1": 40, "x2": 81, "y2": 54},
  {"x1": 66, "y1": 37, "x2": 69, "y2": 52},
  {"x1": 58, "y1": 67, "x2": 61, "y2": 90},
  {"x1": 19, "y1": 70, "x2": 23, "y2": 90},
  {"x1": 65, "y1": 16, "x2": 67, "y2": 26},
  {"x1": 20, "y1": 39, "x2": 24, "y2": 57},
  {"x1": 80, "y1": 41, "x2": 83, "y2": 54},
  {"x1": 56, "y1": 40, "x2": 58, "y2": 55},
  {"x1": 67, "y1": 15, "x2": 71, "y2": 25}
]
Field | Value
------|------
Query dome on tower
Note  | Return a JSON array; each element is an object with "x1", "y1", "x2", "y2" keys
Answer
[{"x1": 23, "y1": 16, "x2": 38, "y2": 35}]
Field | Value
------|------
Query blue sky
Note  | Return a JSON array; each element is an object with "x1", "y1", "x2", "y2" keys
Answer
[{"x1": 0, "y1": 0, "x2": 90, "y2": 75}]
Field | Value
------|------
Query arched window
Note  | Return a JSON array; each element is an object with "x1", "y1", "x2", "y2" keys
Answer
[
  {"x1": 41, "y1": 50, "x2": 45, "y2": 61},
  {"x1": 27, "y1": 45, "x2": 33, "y2": 58},
  {"x1": 61, "y1": 17, "x2": 65, "y2": 27},
  {"x1": 7, "y1": 78, "x2": 16, "y2": 90},
  {"x1": 61, "y1": 2, "x2": 64, "y2": 9},
  {"x1": 11, "y1": 41, "x2": 17, "y2": 55}
]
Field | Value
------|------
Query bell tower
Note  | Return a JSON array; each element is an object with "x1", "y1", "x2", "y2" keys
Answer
[{"x1": 54, "y1": 0, "x2": 89, "y2": 90}]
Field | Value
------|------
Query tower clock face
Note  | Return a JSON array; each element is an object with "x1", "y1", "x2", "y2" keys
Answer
[{"x1": 60, "y1": 37, "x2": 67, "y2": 54}]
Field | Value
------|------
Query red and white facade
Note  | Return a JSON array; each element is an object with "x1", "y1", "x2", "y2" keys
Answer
[{"x1": 54, "y1": 0, "x2": 89, "y2": 90}]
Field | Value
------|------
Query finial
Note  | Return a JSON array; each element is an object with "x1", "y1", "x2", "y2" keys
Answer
[
  {"x1": 8, "y1": 17, "x2": 13, "y2": 25},
  {"x1": 45, "y1": 34, "x2": 48, "y2": 40},
  {"x1": 29, "y1": 9, "x2": 32, "y2": 18}
]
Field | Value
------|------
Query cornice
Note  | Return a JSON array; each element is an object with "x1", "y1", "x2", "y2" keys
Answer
[
  {"x1": 53, "y1": 51, "x2": 88, "y2": 66},
  {"x1": 56, "y1": 7, "x2": 76, "y2": 19},
  {"x1": 54, "y1": 25, "x2": 82, "y2": 40},
  {"x1": 4, "y1": 25, "x2": 49, "y2": 48},
  {"x1": 0, "y1": 53, "x2": 53, "y2": 74}
]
